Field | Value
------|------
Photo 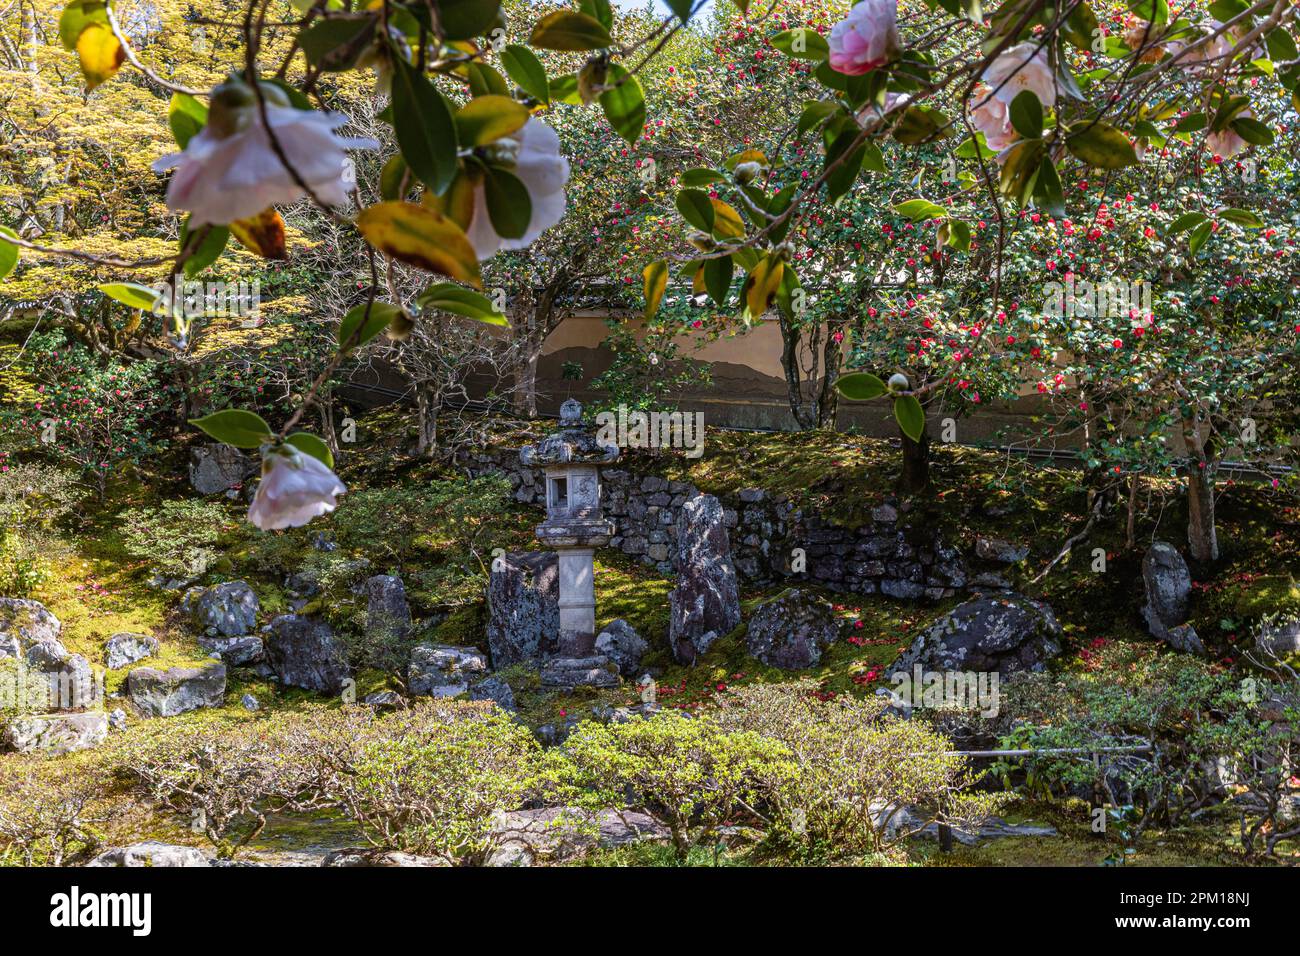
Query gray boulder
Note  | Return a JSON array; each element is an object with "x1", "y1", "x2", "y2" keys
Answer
[
  {"x1": 363, "y1": 690, "x2": 405, "y2": 710},
  {"x1": 540, "y1": 655, "x2": 619, "y2": 689},
  {"x1": 25, "y1": 639, "x2": 70, "y2": 670},
  {"x1": 128, "y1": 662, "x2": 227, "y2": 717},
  {"x1": 668, "y1": 494, "x2": 741, "y2": 663},
  {"x1": 408, "y1": 644, "x2": 488, "y2": 697},
  {"x1": 104, "y1": 632, "x2": 158, "y2": 670},
  {"x1": 486, "y1": 551, "x2": 559, "y2": 667},
  {"x1": 199, "y1": 635, "x2": 264, "y2": 666},
  {"x1": 487, "y1": 808, "x2": 669, "y2": 866},
  {"x1": 185, "y1": 581, "x2": 259, "y2": 638},
  {"x1": 365, "y1": 574, "x2": 412, "y2": 643},
  {"x1": 469, "y1": 676, "x2": 517, "y2": 712},
  {"x1": 321, "y1": 848, "x2": 448, "y2": 867},
  {"x1": 1141, "y1": 542, "x2": 1194, "y2": 648},
  {"x1": 88, "y1": 842, "x2": 210, "y2": 867},
  {"x1": 1256, "y1": 616, "x2": 1300, "y2": 657},
  {"x1": 0, "y1": 598, "x2": 61, "y2": 655},
  {"x1": 975, "y1": 537, "x2": 1030, "y2": 564},
  {"x1": 746, "y1": 589, "x2": 840, "y2": 670},
  {"x1": 594, "y1": 619, "x2": 648, "y2": 676},
  {"x1": 889, "y1": 593, "x2": 1063, "y2": 679},
  {"x1": 4, "y1": 712, "x2": 108, "y2": 755},
  {"x1": 38, "y1": 654, "x2": 101, "y2": 711},
  {"x1": 265, "y1": 615, "x2": 351, "y2": 694},
  {"x1": 189, "y1": 443, "x2": 254, "y2": 496}
]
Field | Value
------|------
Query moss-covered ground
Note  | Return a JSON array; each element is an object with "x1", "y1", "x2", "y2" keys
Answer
[{"x1": 5, "y1": 407, "x2": 1298, "y2": 866}]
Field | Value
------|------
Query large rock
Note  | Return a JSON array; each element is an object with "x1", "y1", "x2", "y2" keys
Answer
[
  {"x1": 540, "y1": 655, "x2": 619, "y2": 689},
  {"x1": 104, "y1": 632, "x2": 158, "y2": 670},
  {"x1": 594, "y1": 619, "x2": 648, "y2": 677},
  {"x1": 365, "y1": 574, "x2": 412, "y2": 643},
  {"x1": 0, "y1": 598, "x2": 61, "y2": 656},
  {"x1": 668, "y1": 494, "x2": 741, "y2": 663},
  {"x1": 487, "y1": 807, "x2": 669, "y2": 866},
  {"x1": 199, "y1": 635, "x2": 264, "y2": 666},
  {"x1": 745, "y1": 589, "x2": 840, "y2": 670},
  {"x1": 87, "y1": 842, "x2": 210, "y2": 867},
  {"x1": 469, "y1": 676, "x2": 517, "y2": 712},
  {"x1": 128, "y1": 662, "x2": 227, "y2": 717},
  {"x1": 37, "y1": 654, "x2": 101, "y2": 711},
  {"x1": 1256, "y1": 616, "x2": 1300, "y2": 657},
  {"x1": 321, "y1": 848, "x2": 448, "y2": 867},
  {"x1": 265, "y1": 615, "x2": 351, "y2": 694},
  {"x1": 888, "y1": 593, "x2": 1063, "y2": 679},
  {"x1": 1141, "y1": 542, "x2": 1194, "y2": 648},
  {"x1": 4, "y1": 712, "x2": 108, "y2": 755},
  {"x1": 189, "y1": 443, "x2": 254, "y2": 495},
  {"x1": 486, "y1": 551, "x2": 559, "y2": 667},
  {"x1": 408, "y1": 644, "x2": 487, "y2": 697},
  {"x1": 185, "y1": 581, "x2": 259, "y2": 638}
]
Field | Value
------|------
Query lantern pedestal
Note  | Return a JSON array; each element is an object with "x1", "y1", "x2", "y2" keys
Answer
[{"x1": 521, "y1": 400, "x2": 621, "y2": 689}]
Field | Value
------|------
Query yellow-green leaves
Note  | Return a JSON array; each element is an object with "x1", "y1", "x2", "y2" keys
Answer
[
  {"x1": 0, "y1": 227, "x2": 18, "y2": 281},
  {"x1": 455, "y1": 95, "x2": 529, "y2": 147},
  {"x1": 338, "y1": 301, "x2": 405, "y2": 351},
  {"x1": 391, "y1": 57, "x2": 459, "y2": 195},
  {"x1": 417, "y1": 283, "x2": 508, "y2": 326},
  {"x1": 284, "y1": 432, "x2": 334, "y2": 468},
  {"x1": 500, "y1": 44, "x2": 550, "y2": 105},
  {"x1": 600, "y1": 65, "x2": 646, "y2": 145},
  {"x1": 355, "y1": 201, "x2": 482, "y2": 287},
  {"x1": 98, "y1": 282, "x2": 163, "y2": 311},
  {"x1": 1066, "y1": 120, "x2": 1138, "y2": 169},
  {"x1": 168, "y1": 92, "x2": 207, "y2": 148},
  {"x1": 76, "y1": 22, "x2": 124, "y2": 90},
  {"x1": 190, "y1": 410, "x2": 275, "y2": 448},
  {"x1": 530, "y1": 10, "x2": 611, "y2": 51},
  {"x1": 834, "y1": 372, "x2": 886, "y2": 401},
  {"x1": 642, "y1": 260, "x2": 669, "y2": 319},
  {"x1": 742, "y1": 256, "x2": 783, "y2": 320}
]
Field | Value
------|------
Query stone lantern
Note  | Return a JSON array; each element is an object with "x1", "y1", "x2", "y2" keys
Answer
[{"x1": 521, "y1": 399, "x2": 621, "y2": 687}]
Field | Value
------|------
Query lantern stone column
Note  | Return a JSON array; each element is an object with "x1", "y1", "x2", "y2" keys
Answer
[{"x1": 520, "y1": 400, "x2": 621, "y2": 688}]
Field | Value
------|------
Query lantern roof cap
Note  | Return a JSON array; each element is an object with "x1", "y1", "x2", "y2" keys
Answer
[{"x1": 521, "y1": 400, "x2": 620, "y2": 466}]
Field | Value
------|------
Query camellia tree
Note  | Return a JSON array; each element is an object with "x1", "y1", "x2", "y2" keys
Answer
[{"x1": 2, "y1": 0, "x2": 1298, "y2": 545}]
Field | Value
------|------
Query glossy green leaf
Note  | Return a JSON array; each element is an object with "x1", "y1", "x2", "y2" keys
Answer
[{"x1": 190, "y1": 409, "x2": 274, "y2": 448}]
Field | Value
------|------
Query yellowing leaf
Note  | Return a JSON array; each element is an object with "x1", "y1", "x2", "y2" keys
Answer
[
  {"x1": 355, "y1": 201, "x2": 483, "y2": 288},
  {"x1": 742, "y1": 256, "x2": 783, "y2": 320},
  {"x1": 455, "y1": 95, "x2": 530, "y2": 146},
  {"x1": 423, "y1": 170, "x2": 477, "y2": 231},
  {"x1": 642, "y1": 260, "x2": 669, "y2": 319},
  {"x1": 77, "y1": 22, "x2": 124, "y2": 90},
  {"x1": 710, "y1": 199, "x2": 744, "y2": 239},
  {"x1": 229, "y1": 208, "x2": 288, "y2": 260}
]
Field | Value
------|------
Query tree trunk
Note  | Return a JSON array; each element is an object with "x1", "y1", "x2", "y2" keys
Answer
[
  {"x1": 1181, "y1": 411, "x2": 1219, "y2": 562},
  {"x1": 319, "y1": 395, "x2": 339, "y2": 461},
  {"x1": 1185, "y1": 463, "x2": 1219, "y2": 562},
  {"x1": 415, "y1": 387, "x2": 439, "y2": 458},
  {"x1": 899, "y1": 426, "x2": 930, "y2": 494},
  {"x1": 515, "y1": 346, "x2": 540, "y2": 418}
]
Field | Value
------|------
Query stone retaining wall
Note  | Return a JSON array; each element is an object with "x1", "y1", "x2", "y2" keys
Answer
[{"x1": 457, "y1": 449, "x2": 967, "y2": 600}]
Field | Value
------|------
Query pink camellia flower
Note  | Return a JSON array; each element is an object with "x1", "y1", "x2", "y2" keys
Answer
[
  {"x1": 969, "y1": 84, "x2": 1018, "y2": 153},
  {"x1": 1206, "y1": 111, "x2": 1251, "y2": 159},
  {"x1": 465, "y1": 118, "x2": 570, "y2": 260},
  {"x1": 248, "y1": 445, "x2": 347, "y2": 531},
  {"x1": 152, "y1": 80, "x2": 377, "y2": 227},
  {"x1": 828, "y1": 0, "x2": 900, "y2": 75},
  {"x1": 980, "y1": 42, "x2": 1058, "y2": 108}
]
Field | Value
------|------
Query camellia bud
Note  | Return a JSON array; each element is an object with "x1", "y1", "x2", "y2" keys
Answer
[
  {"x1": 733, "y1": 161, "x2": 763, "y2": 184},
  {"x1": 207, "y1": 80, "x2": 258, "y2": 138},
  {"x1": 577, "y1": 60, "x2": 608, "y2": 105},
  {"x1": 385, "y1": 309, "x2": 416, "y2": 342},
  {"x1": 688, "y1": 231, "x2": 717, "y2": 252},
  {"x1": 887, "y1": 373, "x2": 910, "y2": 392}
]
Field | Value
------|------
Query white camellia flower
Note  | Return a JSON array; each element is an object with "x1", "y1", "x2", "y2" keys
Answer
[
  {"x1": 828, "y1": 0, "x2": 900, "y2": 75},
  {"x1": 247, "y1": 444, "x2": 347, "y2": 531},
  {"x1": 980, "y1": 43, "x2": 1058, "y2": 108},
  {"x1": 465, "y1": 118, "x2": 570, "y2": 260},
  {"x1": 152, "y1": 80, "x2": 378, "y2": 227}
]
